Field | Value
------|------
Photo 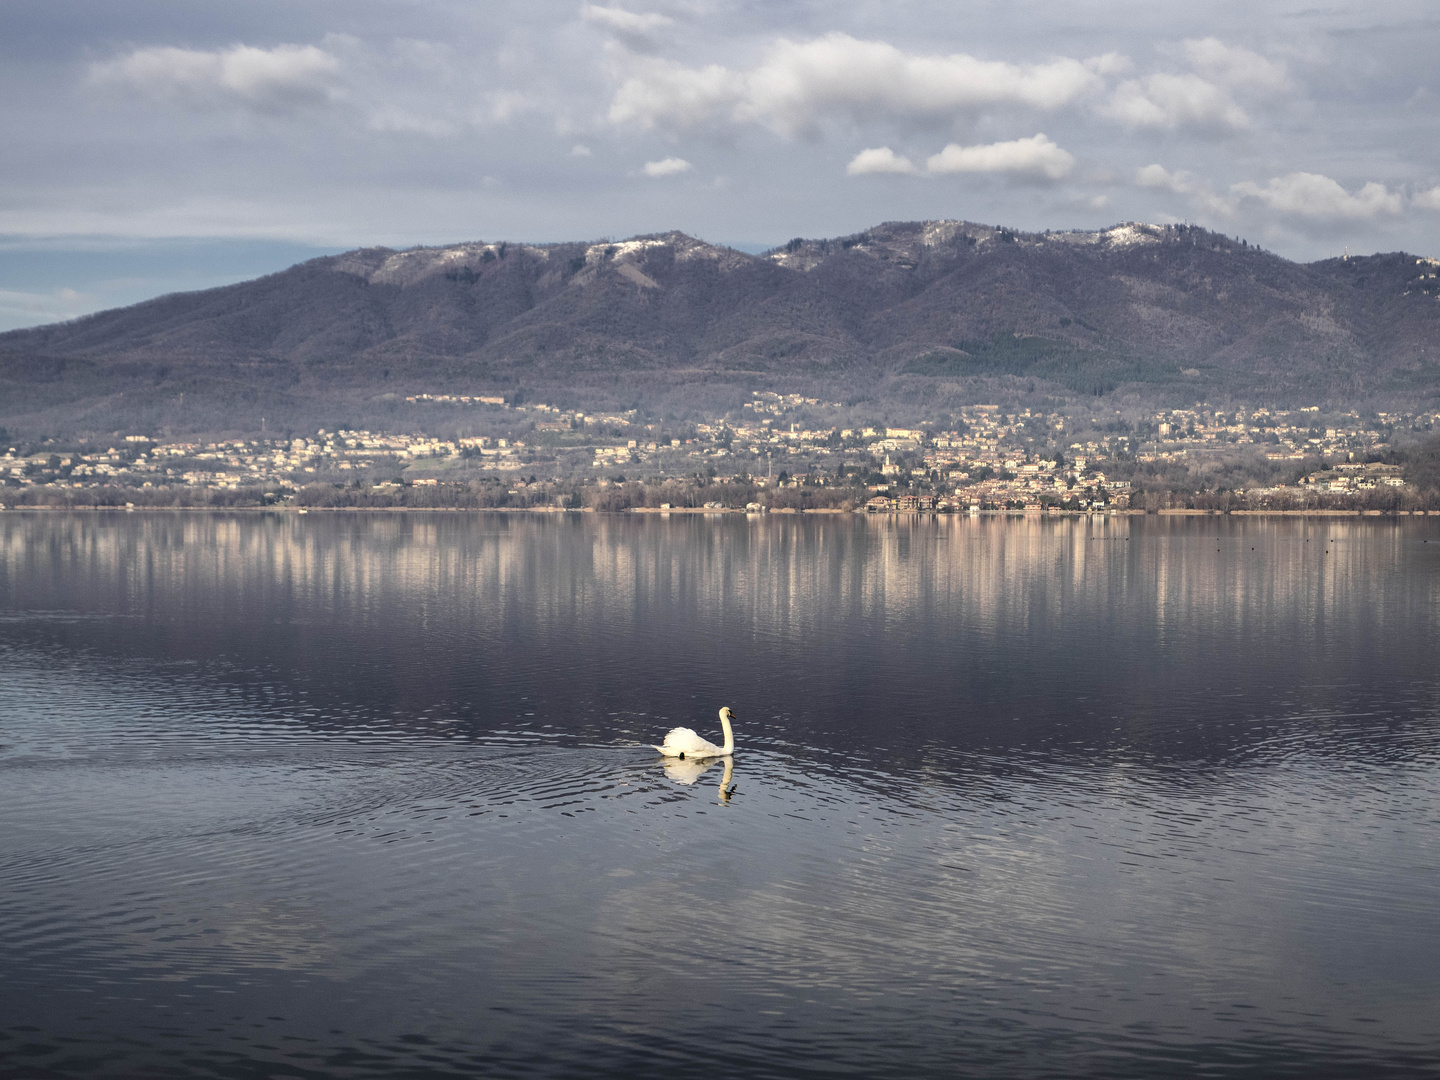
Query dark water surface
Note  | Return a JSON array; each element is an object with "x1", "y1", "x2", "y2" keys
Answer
[{"x1": 2, "y1": 511, "x2": 1439, "y2": 1078}]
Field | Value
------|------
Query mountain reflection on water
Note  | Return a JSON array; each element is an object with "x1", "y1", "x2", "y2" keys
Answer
[{"x1": 1, "y1": 512, "x2": 1438, "y2": 1079}]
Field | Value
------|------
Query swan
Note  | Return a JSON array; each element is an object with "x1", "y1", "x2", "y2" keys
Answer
[{"x1": 654, "y1": 707, "x2": 735, "y2": 759}]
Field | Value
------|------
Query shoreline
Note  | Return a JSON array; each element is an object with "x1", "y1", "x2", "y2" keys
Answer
[{"x1": 1, "y1": 505, "x2": 1433, "y2": 518}]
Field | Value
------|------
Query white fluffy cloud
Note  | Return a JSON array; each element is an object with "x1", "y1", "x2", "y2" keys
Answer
[
  {"x1": 1232, "y1": 172, "x2": 1403, "y2": 220},
  {"x1": 1135, "y1": 162, "x2": 1236, "y2": 216},
  {"x1": 581, "y1": 5, "x2": 672, "y2": 33},
  {"x1": 926, "y1": 134, "x2": 1074, "y2": 179},
  {"x1": 1182, "y1": 38, "x2": 1288, "y2": 92},
  {"x1": 608, "y1": 33, "x2": 1108, "y2": 135},
  {"x1": 1100, "y1": 39, "x2": 1288, "y2": 133},
  {"x1": 89, "y1": 44, "x2": 344, "y2": 114},
  {"x1": 1104, "y1": 72, "x2": 1248, "y2": 131},
  {"x1": 847, "y1": 135, "x2": 1074, "y2": 180},
  {"x1": 642, "y1": 156, "x2": 692, "y2": 176},
  {"x1": 846, "y1": 147, "x2": 916, "y2": 175},
  {"x1": 1140, "y1": 164, "x2": 1434, "y2": 224},
  {"x1": 1136, "y1": 163, "x2": 1183, "y2": 190}
]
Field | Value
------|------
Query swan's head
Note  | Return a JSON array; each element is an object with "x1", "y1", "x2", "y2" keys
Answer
[{"x1": 719, "y1": 706, "x2": 736, "y2": 722}]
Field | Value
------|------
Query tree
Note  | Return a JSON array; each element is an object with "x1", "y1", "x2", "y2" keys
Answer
[{"x1": 1404, "y1": 433, "x2": 1440, "y2": 495}]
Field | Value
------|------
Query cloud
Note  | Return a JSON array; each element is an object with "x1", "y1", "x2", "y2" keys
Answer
[
  {"x1": 570, "y1": 144, "x2": 593, "y2": 157},
  {"x1": 581, "y1": 5, "x2": 673, "y2": 35},
  {"x1": 608, "y1": 33, "x2": 1107, "y2": 135},
  {"x1": 1136, "y1": 163, "x2": 1183, "y2": 191},
  {"x1": 89, "y1": 43, "x2": 343, "y2": 114},
  {"x1": 1136, "y1": 163, "x2": 1237, "y2": 216},
  {"x1": 1414, "y1": 186, "x2": 1440, "y2": 211},
  {"x1": 846, "y1": 147, "x2": 916, "y2": 175},
  {"x1": 489, "y1": 91, "x2": 530, "y2": 123},
  {"x1": 1100, "y1": 39, "x2": 1288, "y2": 134},
  {"x1": 610, "y1": 59, "x2": 739, "y2": 130},
  {"x1": 926, "y1": 134, "x2": 1073, "y2": 179},
  {"x1": 845, "y1": 135, "x2": 1076, "y2": 181},
  {"x1": 1104, "y1": 72, "x2": 1248, "y2": 131},
  {"x1": 1183, "y1": 38, "x2": 1288, "y2": 92},
  {"x1": 1087, "y1": 53, "x2": 1132, "y2": 77},
  {"x1": 642, "y1": 156, "x2": 692, "y2": 176},
  {"x1": 1231, "y1": 172, "x2": 1403, "y2": 220}
]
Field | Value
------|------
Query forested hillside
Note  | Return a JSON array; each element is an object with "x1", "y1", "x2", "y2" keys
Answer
[{"x1": 2, "y1": 220, "x2": 1437, "y2": 435}]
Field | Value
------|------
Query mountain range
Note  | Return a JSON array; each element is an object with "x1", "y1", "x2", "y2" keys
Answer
[{"x1": 2, "y1": 219, "x2": 1438, "y2": 435}]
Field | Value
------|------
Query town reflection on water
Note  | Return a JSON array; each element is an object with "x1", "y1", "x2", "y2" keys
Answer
[
  {"x1": 2, "y1": 510, "x2": 1438, "y2": 770},
  {"x1": 3, "y1": 509, "x2": 1432, "y2": 626}
]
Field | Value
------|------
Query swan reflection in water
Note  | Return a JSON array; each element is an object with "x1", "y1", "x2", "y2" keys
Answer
[{"x1": 661, "y1": 755, "x2": 736, "y2": 803}]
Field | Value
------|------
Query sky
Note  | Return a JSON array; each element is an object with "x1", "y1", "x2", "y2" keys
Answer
[{"x1": 3, "y1": 0, "x2": 1439, "y2": 330}]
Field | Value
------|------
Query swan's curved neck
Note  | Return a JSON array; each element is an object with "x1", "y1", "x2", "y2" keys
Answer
[{"x1": 719, "y1": 710, "x2": 734, "y2": 754}]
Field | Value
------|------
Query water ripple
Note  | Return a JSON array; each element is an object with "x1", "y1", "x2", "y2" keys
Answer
[{"x1": 4, "y1": 514, "x2": 1440, "y2": 1077}]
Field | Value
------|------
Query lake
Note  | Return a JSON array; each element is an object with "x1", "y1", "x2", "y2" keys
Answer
[{"x1": 2, "y1": 511, "x2": 1438, "y2": 1078}]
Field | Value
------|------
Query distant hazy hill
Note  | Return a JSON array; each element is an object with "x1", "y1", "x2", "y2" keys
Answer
[{"x1": 3, "y1": 220, "x2": 1438, "y2": 434}]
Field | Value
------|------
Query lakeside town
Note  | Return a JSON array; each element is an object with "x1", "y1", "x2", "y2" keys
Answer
[{"x1": 4, "y1": 393, "x2": 1439, "y2": 513}]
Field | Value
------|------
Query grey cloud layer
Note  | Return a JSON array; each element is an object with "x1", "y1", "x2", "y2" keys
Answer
[{"x1": 1, "y1": 0, "x2": 1438, "y2": 310}]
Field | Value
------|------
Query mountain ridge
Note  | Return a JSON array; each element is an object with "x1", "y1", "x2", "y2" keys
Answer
[{"x1": 2, "y1": 219, "x2": 1438, "y2": 434}]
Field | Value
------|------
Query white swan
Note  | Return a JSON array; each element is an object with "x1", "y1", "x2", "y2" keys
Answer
[{"x1": 654, "y1": 706, "x2": 735, "y2": 759}]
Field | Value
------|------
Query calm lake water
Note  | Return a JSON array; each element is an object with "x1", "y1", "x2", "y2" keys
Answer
[{"x1": 2, "y1": 511, "x2": 1439, "y2": 1079}]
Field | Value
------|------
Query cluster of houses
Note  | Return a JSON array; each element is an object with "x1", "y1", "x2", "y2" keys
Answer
[{"x1": 7, "y1": 397, "x2": 1438, "y2": 505}]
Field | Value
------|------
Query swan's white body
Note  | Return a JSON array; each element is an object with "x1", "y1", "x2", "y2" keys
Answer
[{"x1": 654, "y1": 707, "x2": 735, "y2": 758}]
